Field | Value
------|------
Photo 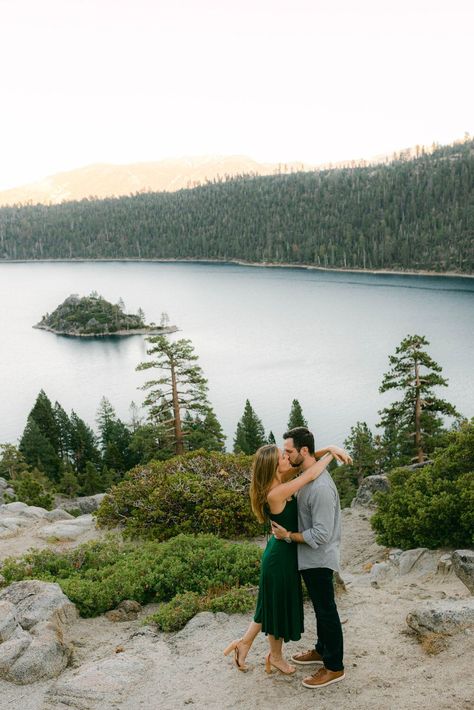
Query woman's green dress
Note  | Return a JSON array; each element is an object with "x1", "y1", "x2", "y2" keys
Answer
[{"x1": 253, "y1": 496, "x2": 304, "y2": 642}]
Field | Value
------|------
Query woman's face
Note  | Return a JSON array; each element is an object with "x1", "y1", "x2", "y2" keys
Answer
[{"x1": 277, "y1": 448, "x2": 292, "y2": 475}]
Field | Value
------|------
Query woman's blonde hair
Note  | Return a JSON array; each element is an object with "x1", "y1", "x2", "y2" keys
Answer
[{"x1": 249, "y1": 444, "x2": 279, "y2": 523}]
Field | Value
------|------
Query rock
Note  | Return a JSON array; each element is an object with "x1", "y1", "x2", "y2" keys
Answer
[
  {"x1": 406, "y1": 598, "x2": 474, "y2": 636},
  {"x1": 105, "y1": 599, "x2": 142, "y2": 622},
  {"x1": 452, "y1": 550, "x2": 474, "y2": 594},
  {"x1": 0, "y1": 580, "x2": 78, "y2": 630},
  {"x1": 36, "y1": 517, "x2": 94, "y2": 541},
  {"x1": 0, "y1": 502, "x2": 29, "y2": 514},
  {"x1": 0, "y1": 581, "x2": 77, "y2": 684},
  {"x1": 351, "y1": 475, "x2": 390, "y2": 508},
  {"x1": 0, "y1": 601, "x2": 19, "y2": 642},
  {"x1": 55, "y1": 493, "x2": 105, "y2": 515},
  {"x1": 399, "y1": 548, "x2": 439, "y2": 576},
  {"x1": 44, "y1": 508, "x2": 75, "y2": 522},
  {"x1": 5, "y1": 621, "x2": 71, "y2": 684},
  {"x1": 437, "y1": 554, "x2": 453, "y2": 575},
  {"x1": 370, "y1": 561, "x2": 394, "y2": 584},
  {"x1": 46, "y1": 654, "x2": 152, "y2": 709},
  {"x1": 15, "y1": 505, "x2": 48, "y2": 519}
]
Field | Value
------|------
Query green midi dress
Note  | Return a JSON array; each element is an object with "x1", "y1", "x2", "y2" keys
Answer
[{"x1": 253, "y1": 496, "x2": 304, "y2": 642}]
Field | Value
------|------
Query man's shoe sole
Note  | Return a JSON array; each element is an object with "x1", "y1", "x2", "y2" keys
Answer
[
  {"x1": 302, "y1": 672, "x2": 345, "y2": 689},
  {"x1": 291, "y1": 657, "x2": 324, "y2": 666}
]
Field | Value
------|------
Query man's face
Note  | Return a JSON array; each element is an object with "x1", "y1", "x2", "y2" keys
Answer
[{"x1": 283, "y1": 438, "x2": 305, "y2": 467}]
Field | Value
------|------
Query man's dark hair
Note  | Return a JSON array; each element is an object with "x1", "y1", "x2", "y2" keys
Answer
[{"x1": 283, "y1": 427, "x2": 315, "y2": 455}]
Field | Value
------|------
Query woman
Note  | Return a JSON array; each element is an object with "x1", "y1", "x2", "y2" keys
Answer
[{"x1": 224, "y1": 443, "x2": 334, "y2": 675}]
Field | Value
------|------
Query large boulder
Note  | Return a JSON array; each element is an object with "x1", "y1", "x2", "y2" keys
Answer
[
  {"x1": 406, "y1": 598, "x2": 474, "y2": 636},
  {"x1": 452, "y1": 550, "x2": 474, "y2": 594},
  {"x1": 36, "y1": 514, "x2": 95, "y2": 541},
  {"x1": 398, "y1": 548, "x2": 439, "y2": 576},
  {"x1": 46, "y1": 654, "x2": 152, "y2": 709},
  {"x1": 351, "y1": 475, "x2": 390, "y2": 508},
  {"x1": 55, "y1": 494, "x2": 105, "y2": 515},
  {"x1": 0, "y1": 580, "x2": 77, "y2": 630},
  {"x1": 0, "y1": 580, "x2": 77, "y2": 684}
]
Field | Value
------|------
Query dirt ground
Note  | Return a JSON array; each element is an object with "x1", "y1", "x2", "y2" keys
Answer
[{"x1": 0, "y1": 508, "x2": 472, "y2": 710}]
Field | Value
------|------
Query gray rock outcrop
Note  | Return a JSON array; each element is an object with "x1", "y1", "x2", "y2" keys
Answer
[
  {"x1": 406, "y1": 598, "x2": 474, "y2": 636},
  {"x1": 351, "y1": 475, "x2": 390, "y2": 508},
  {"x1": 452, "y1": 550, "x2": 474, "y2": 594},
  {"x1": 36, "y1": 514, "x2": 95, "y2": 542},
  {"x1": 55, "y1": 494, "x2": 105, "y2": 515},
  {"x1": 45, "y1": 654, "x2": 153, "y2": 709},
  {"x1": 0, "y1": 580, "x2": 77, "y2": 684},
  {"x1": 105, "y1": 599, "x2": 142, "y2": 622},
  {"x1": 0, "y1": 477, "x2": 15, "y2": 504}
]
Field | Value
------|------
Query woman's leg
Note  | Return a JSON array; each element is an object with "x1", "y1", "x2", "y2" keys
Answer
[
  {"x1": 224, "y1": 620, "x2": 261, "y2": 667},
  {"x1": 266, "y1": 636, "x2": 296, "y2": 674}
]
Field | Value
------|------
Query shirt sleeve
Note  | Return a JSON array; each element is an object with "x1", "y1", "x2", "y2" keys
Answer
[{"x1": 301, "y1": 484, "x2": 336, "y2": 549}]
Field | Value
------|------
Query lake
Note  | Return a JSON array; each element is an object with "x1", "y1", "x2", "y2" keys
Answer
[{"x1": 1, "y1": 261, "x2": 473, "y2": 450}]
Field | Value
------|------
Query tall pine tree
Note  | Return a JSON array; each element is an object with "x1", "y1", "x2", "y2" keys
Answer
[
  {"x1": 287, "y1": 399, "x2": 308, "y2": 429},
  {"x1": 233, "y1": 400, "x2": 267, "y2": 454}
]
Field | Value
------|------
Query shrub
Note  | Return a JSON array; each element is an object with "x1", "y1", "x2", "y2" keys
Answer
[
  {"x1": 0, "y1": 533, "x2": 262, "y2": 617},
  {"x1": 147, "y1": 592, "x2": 202, "y2": 632},
  {"x1": 371, "y1": 420, "x2": 474, "y2": 549},
  {"x1": 95, "y1": 450, "x2": 260, "y2": 540},
  {"x1": 205, "y1": 586, "x2": 256, "y2": 614}
]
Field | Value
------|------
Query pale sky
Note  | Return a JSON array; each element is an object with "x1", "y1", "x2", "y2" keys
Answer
[{"x1": 0, "y1": 0, "x2": 472, "y2": 189}]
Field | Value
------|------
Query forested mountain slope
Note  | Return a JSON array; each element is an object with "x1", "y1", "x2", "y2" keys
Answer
[{"x1": 1, "y1": 140, "x2": 472, "y2": 272}]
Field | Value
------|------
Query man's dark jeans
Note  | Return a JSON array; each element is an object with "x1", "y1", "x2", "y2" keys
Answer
[{"x1": 301, "y1": 567, "x2": 344, "y2": 672}]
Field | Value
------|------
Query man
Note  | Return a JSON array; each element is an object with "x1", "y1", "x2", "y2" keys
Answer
[{"x1": 272, "y1": 426, "x2": 347, "y2": 689}]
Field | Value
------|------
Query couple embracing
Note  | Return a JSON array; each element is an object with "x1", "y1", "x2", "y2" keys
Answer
[{"x1": 224, "y1": 426, "x2": 351, "y2": 690}]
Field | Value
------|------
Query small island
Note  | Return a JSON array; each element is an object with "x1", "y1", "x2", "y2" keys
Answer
[{"x1": 34, "y1": 293, "x2": 178, "y2": 337}]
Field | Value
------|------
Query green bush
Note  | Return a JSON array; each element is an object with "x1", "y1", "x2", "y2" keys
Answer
[
  {"x1": 0, "y1": 533, "x2": 262, "y2": 617},
  {"x1": 95, "y1": 450, "x2": 260, "y2": 540},
  {"x1": 147, "y1": 592, "x2": 202, "y2": 632},
  {"x1": 371, "y1": 420, "x2": 474, "y2": 549},
  {"x1": 205, "y1": 586, "x2": 256, "y2": 614}
]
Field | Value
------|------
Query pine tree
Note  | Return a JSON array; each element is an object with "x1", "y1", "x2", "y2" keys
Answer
[
  {"x1": 184, "y1": 409, "x2": 226, "y2": 452},
  {"x1": 19, "y1": 416, "x2": 61, "y2": 482},
  {"x1": 233, "y1": 400, "x2": 267, "y2": 454},
  {"x1": 137, "y1": 336, "x2": 212, "y2": 456},
  {"x1": 58, "y1": 463, "x2": 80, "y2": 497},
  {"x1": 54, "y1": 402, "x2": 72, "y2": 462},
  {"x1": 96, "y1": 397, "x2": 136, "y2": 475},
  {"x1": 343, "y1": 422, "x2": 380, "y2": 485},
  {"x1": 287, "y1": 399, "x2": 308, "y2": 429},
  {"x1": 80, "y1": 461, "x2": 101, "y2": 496},
  {"x1": 0, "y1": 444, "x2": 29, "y2": 480},
  {"x1": 69, "y1": 411, "x2": 101, "y2": 474},
  {"x1": 378, "y1": 334, "x2": 461, "y2": 466},
  {"x1": 267, "y1": 431, "x2": 276, "y2": 445}
]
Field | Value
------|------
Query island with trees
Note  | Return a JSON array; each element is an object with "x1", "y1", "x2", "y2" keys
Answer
[{"x1": 33, "y1": 293, "x2": 177, "y2": 337}]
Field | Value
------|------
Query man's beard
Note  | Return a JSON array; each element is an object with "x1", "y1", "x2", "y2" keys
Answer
[{"x1": 290, "y1": 453, "x2": 304, "y2": 468}]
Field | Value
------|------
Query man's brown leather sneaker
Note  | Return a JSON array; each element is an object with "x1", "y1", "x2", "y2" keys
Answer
[
  {"x1": 291, "y1": 649, "x2": 324, "y2": 665},
  {"x1": 302, "y1": 667, "x2": 345, "y2": 688}
]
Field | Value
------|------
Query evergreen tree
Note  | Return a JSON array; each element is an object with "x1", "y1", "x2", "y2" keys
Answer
[
  {"x1": 58, "y1": 462, "x2": 80, "y2": 497},
  {"x1": 267, "y1": 431, "x2": 276, "y2": 445},
  {"x1": 287, "y1": 399, "x2": 308, "y2": 429},
  {"x1": 343, "y1": 421, "x2": 380, "y2": 485},
  {"x1": 54, "y1": 402, "x2": 72, "y2": 462},
  {"x1": 69, "y1": 411, "x2": 101, "y2": 474},
  {"x1": 96, "y1": 397, "x2": 136, "y2": 475},
  {"x1": 9, "y1": 468, "x2": 54, "y2": 509},
  {"x1": 378, "y1": 334, "x2": 461, "y2": 466},
  {"x1": 184, "y1": 409, "x2": 226, "y2": 452},
  {"x1": 137, "y1": 336, "x2": 212, "y2": 456},
  {"x1": 19, "y1": 416, "x2": 61, "y2": 482},
  {"x1": 0, "y1": 444, "x2": 29, "y2": 480},
  {"x1": 80, "y1": 461, "x2": 101, "y2": 496},
  {"x1": 233, "y1": 400, "x2": 267, "y2": 454},
  {"x1": 29, "y1": 390, "x2": 60, "y2": 454}
]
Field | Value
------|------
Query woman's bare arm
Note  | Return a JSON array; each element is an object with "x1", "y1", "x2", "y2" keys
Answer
[{"x1": 267, "y1": 453, "x2": 333, "y2": 511}]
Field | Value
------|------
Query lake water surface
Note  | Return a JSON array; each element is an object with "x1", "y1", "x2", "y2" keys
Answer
[{"x1": 1, "y1": 261, "x2": 473, "y2": 449}]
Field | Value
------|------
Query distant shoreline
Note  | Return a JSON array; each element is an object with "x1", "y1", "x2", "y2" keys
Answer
[
  {"x1": 33, "y1": 324, "x2": 179, "y2": 338},
  {"x1": 2, "y1": 257, "x2": 473, "y2": 279}
]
